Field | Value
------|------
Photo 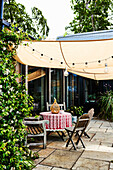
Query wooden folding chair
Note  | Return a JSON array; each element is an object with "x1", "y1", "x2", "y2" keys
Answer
[
  {"x1": 80, "y1": 108, "x2": 94, "y2": 138},
  {"x1": 65, "y1": 117, "x2": 90, "y2": 150}
]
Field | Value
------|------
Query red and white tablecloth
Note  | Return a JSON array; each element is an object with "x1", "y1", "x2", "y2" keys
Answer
[{"x1": 40, "y1": 111, "x2": 72, "y2": 131}]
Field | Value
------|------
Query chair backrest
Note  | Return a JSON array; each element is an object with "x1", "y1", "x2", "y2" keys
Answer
[
  {"x1": 74, "y1": 117, "x2": 90, "y2": 132},
  {"x1": 46, "y1": 102, "x2": 66, "y2": 111},
  {"x1": 88, "y1": 108, "x2": 94, "y2": 120},
  {"x1": 78, "y1": 108, "x2": 94, "y2": 130}
]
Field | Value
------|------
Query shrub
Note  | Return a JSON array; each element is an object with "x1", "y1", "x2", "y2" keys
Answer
[
  {"x1": 0, "y1": 27, "x2": 35, "y2": 169},
  {"x1": 66, "y1": 106, "x2": 83, "y2": 117},
  {"x1": 98, "y1": 84, "x2": 113, "y2": 121}
]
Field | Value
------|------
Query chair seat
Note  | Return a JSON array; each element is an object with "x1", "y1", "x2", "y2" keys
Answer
[
  {"x1": 65, "y1": 126, "x2": 74, "y2": 132},
  {"x1": 65, "y1": 126, "x2": 85, "y2": 132}
]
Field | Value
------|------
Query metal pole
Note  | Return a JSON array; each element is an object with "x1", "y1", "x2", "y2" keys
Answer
[{"x1": 0, "y1": 0, "x2": 4, "y2": 30}]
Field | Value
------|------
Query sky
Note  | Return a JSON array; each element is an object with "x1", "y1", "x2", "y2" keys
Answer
[{"x1": 16, "y1": 0, "x2": 74, "y2": 39}]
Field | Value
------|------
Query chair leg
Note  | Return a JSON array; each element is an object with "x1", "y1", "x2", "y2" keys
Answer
[
  {"x1": 57, "y1": 131, "x2": 64, "y2": 141},
  {"x1": 84, "y1": 132, "x2": 90, "y2": 138},
  {"x1": 66, "y1": 131, "x2": 76, "y2": 150},
  {"x1": 66, "y1": 131, "x2": 73, "y2": 147},
  {"x1": 76, "y1": 131, "x2": 85, "y2": 148}
]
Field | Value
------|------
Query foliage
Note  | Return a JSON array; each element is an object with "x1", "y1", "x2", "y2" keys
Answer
[
  {"x1": 3, "y1": 0, "x2": 49, "y2": 39},
  {"x1": 88, "y1": 93, "x2": 96, "y2": 100},
  {"x1": 0, "y1": 26, "x2": 37, "y2": 169},
  {"x1": 66, "y1": 0, "x2": 113, "y2": 34},
  {"x1": 67, "y1": 106, "x2": 83, "y2": 116},
  {"x1": 98, "y1": 84, "x2": 113, "y2": 121}
]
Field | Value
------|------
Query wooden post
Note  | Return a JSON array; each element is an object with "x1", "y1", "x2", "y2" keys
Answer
[
  {"x1": 63, "y1": 69, "x2": 65, "y2": 103},
  {"x1": 49, "y1": 68, "x2": 51, "y2": 103},
  {"x1": 25, "y1": 65, "x2": 28, "y2": 95}
]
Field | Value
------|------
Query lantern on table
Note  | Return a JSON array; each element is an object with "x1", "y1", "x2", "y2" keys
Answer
[{"x1": 50, "y1": 98, "x2": 60, "y2": 114}]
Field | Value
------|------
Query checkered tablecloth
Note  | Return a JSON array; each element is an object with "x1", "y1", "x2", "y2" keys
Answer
[{"x1": 40, "y1": 111, "x2": 72, "y2": 131}]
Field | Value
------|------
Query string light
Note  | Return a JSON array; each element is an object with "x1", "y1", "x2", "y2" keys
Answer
[
  {"x1": 50, "y1": 58, "x2": 53, "y2": 63},
  {"x1": 40, "y1": 53, "x2": 43, "y2": 59},
  {"x1": 23, "y1": 43, "x2": 113, "y2": 69},
  {"x1": 104, "y1": 63, "x2": 109, "y2": 73},
  {"x1": 64, "y1": 68, "x2": 68, "y2": 77},
  {"x1": 72, "y1": 63, "x2": 75, "y2": 68},
  {"x1": 85, "y1": 62, "x2": 88, "y2": 65}
]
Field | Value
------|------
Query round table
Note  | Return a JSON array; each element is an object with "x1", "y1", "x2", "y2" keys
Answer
[{"x1": 40, "y1": 111, "x2": 72, "y2": 131}]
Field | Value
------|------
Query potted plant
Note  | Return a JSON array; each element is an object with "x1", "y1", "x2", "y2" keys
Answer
[
  {"x1": 98, "y1": 89, "x2": 113, "y2": 121},
  {"x1": 67, "y1": 106, "x2": 83, "y2": 123},
  {"x1": 88, "y1": 93, "x2": 96, "y2": 102}
]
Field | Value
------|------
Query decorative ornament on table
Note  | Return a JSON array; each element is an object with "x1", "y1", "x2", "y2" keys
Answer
[{"x1": 50, "y1": 98, "x2": 60, "y2": 114}]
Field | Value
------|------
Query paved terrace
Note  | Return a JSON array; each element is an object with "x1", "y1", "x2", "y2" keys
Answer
[{"x1": 31, "y1": 119, "x2": 113, "y2": 170}]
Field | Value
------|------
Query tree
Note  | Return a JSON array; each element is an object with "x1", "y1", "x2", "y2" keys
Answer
[
  {"x1": 3, "y1": 0, "x2": 49, "y2": 39},
  {"x1": 65, "y1": 0, "x2": 113, "y2": 34}
]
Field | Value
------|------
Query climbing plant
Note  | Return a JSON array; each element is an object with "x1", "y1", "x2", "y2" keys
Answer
[{"x1": 0, "y1": 26, "x2": 35, "y2": 169}]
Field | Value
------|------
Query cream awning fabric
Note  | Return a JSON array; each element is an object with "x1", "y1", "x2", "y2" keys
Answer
[{"x1": 15, "y1": 39, "x2": 113, "y2": 80}]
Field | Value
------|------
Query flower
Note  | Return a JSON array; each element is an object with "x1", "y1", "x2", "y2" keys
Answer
[{"x1": 4, "y1": 69, "x2": 10, "y2": 75}]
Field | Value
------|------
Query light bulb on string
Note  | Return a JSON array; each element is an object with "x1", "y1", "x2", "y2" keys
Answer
[
  {"x1": 40, "y1": 53, "x2": 43, "y2": 59},
  {"x1": 85, "y1": 62, "x2": 88, "y2": 66},
  {"x1": 32, "y1": 48, "x2": 35, "y2": 54},
  {"x1": 60, "y1": 61, "x2": 63, "y2": 67},
  {"x1": 104, "y1": 63, "x2": 109, "y2": 73},
  {"x1": 64, "y1": 68, "x2": 68, "y2": 77},
  {"x1": 50, "y1": 58, "x2": 53, "y2": 63},
  {"x1": 98, "y1": 60, "x2": 101, "y2": 64},
  {"x1": 72, "y1": 63, "x2": 75, "y2": 68}
]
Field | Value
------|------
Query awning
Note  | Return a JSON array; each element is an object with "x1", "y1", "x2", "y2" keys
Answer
[
  {"x1": 28, "y1": 69, "x2": 45, "y2": 82},
  {"x1": 15, "y1": 39, "x2": 113, "y2": 80}
]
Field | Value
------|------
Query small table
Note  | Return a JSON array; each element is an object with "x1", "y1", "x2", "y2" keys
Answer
[{"x1": 40, "y1": 111, "x2": 72, "y2": 140}]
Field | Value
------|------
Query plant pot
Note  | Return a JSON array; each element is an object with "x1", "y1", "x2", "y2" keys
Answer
[{"x1": 72, "y1": 116, "x2": 77, "y2": 123}]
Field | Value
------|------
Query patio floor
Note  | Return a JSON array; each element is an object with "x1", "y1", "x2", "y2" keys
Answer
[{"x1": 31, "y1": 118, "x2": 113, "y2": 170}]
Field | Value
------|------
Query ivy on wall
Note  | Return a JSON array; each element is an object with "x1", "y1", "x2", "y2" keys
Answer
[{"x1": 0, "y1": 26, "x2": 35, "y2": 169}]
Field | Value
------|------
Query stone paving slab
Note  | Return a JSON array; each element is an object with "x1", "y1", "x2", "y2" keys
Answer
[
  {"x1": 34, "y1": 158, "x2": 44, "y2": 165},
  {"x1": 100, "y1": 142, "x2": 112, "y2": 147},
  {"x1": 88, "y1": 127, "x2": 99, "y2": 133},
  {"x1": 106, "y1": 129, "x2": 113, "y2": 133},
  {"x1": 97, "y1": 145, "x2": 113, "y2": 153},
  {"x1": 47, "y1": 141, "x2": 71, "y2": 150},
  {"x1": 38, "y1": 148, "x2": 55, "y2": 158},
  {"x1": 110, "y1": 122, "x2": 113, "y2": 127},
  {"x1": 92, "y1": 132, "x2": 113, "y2": 143},
  {"x1": 72, "y1": 157, "x2": 109, "y2": 170},
  {"x1": 88, "y1": 124, "x2": 101, "y2": 128},
  {"x1": 40, "y1": 149, "x2": 82, "y2": 169},
  {"x1": 32, "y1": 164, "x2": 52, "y2": 170},
  {"x1": 81, "y1": 150, "x2": 113, "y2": 161},
  {"x1": 52, "y1": 168, "x2": 68, "y2": 170}
]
